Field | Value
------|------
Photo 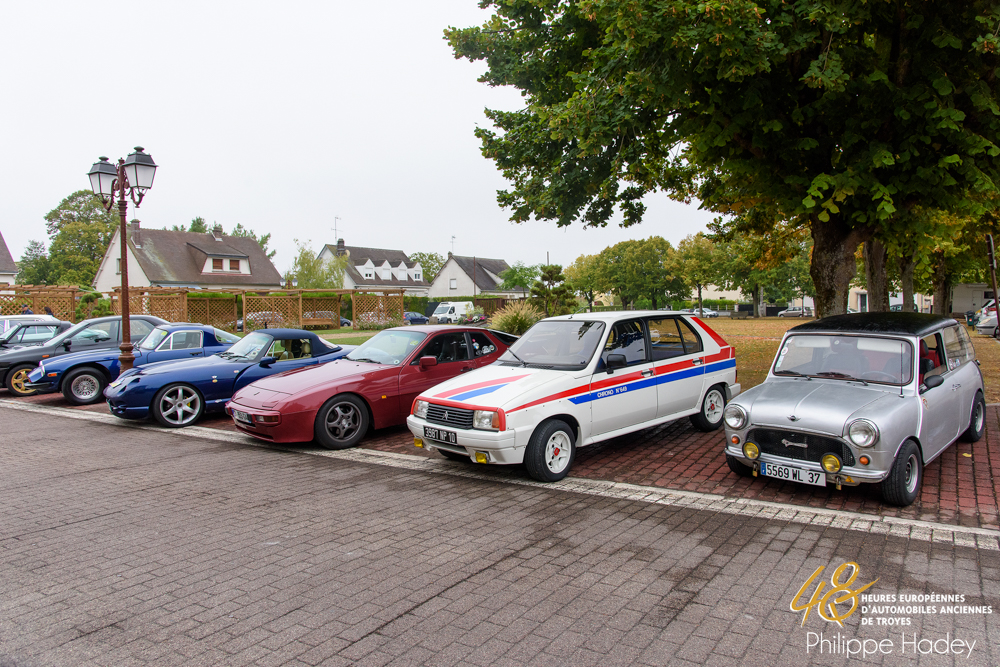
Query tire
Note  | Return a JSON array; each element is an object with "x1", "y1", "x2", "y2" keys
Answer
[
  {"x1": 151, "y1": 383, "x2": 204, "y2": 428},
  {"x1": 314, "y1": 394, "x2": 369, "y2": 449},
  {"x1": 438, "y1": 448, "x2": 469, "y2": 462},
  {"x1": 62, "y1": 367, "x2": 107, "y2": 405},
  {"x1": 689, "y1": 385, "x2": 726, "y2": 431},
  {"x1": 524, "y1": 419, "x2": 576, "y2": 482},
  {"x1": 5, "y1": 364, "x2": 38, "y2": 397},
  {"x1": 881, "y1": 440, "x2": 922, "y2": 506},
  {"x1": 726, "y1": 454, "x2": 754, "y2": 477},
  {"x1": 960, "y1": 392, "x2": 986, "y2": 443}
]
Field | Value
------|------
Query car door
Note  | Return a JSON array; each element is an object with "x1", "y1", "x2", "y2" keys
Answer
[
  {"x1": 146, "y1": 331, "x2": 206, "y2": 363},
  {"x1": 647, "y1": 316, "x2": 706, "y2": 418},
  {"x1": 917, "y1": 332, "x2": 962, "y2": 458},
  {"x1": 590, "y1": 318, "x2": 657, "y2": 436},
  {"x1": 233, "y1": 338, "x2": 322, "y2": 392},
  {"x1": 942, "y1": 324, "x2": 981, "y2": 431},
  {"x1": 397, "y1": 332, "x2": 475, "y2": 420},
  {"x1": 61, "y1": 320, "x2": 119, "y2": 356}
]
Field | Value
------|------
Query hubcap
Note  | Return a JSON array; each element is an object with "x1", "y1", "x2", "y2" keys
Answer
[
  {"x1": 325, "y1": 402, "x2": 361, "y2": 442},
  {"x1": 973, "y1": 402, "x2": 985, "y2": 433},
  {"x1": 159, "y1": 386, "x2": 201, "y2": 425},
  {"x1": 544, "y1": 430, "x2": 572, "y2": 473},
  {"x1": 71, "y1": 374, "x2": 100, "y2": 400},
  {"x1": 704, "y1": 389, "x2": 724, "y2": 423},
  {"x1": 11, "y1": 369, "x2": 31, "y2": 394},
  {"x1": 904, "y1": 453, "x2": 920, "y2": 494}
]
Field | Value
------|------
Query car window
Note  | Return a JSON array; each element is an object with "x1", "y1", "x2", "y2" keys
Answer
[
  {"x1": 677, "y1": 318, "x2": 704, "y2": 355},
  {"x1": 161, "y1": 331, "x2": 203, "y2": 350},
  {"x1": 3, "y1": 328, "x2": 24, "y2": 343},
  {"x1": 418, "y1": 332, "x2": 470, "y2": 363},
  {"x1": 268, "y1": 338, "x2": 312, "y2": 360},
  {"x1": 348, "y1": 329, "x2": 426, "y2": 365},
  {"x1": 21, "y1": 325, "x2": 58, "y2": 343},
  {"x1": 601, "y1": 319, "x2": 648, "y2": 367},
  {"x1": 919, "y1": 333, "x2": 946, "y2": 381},
  {"x1": 72, "y1": 321, "x2": 118, "y2": 345},
  {"x1": 774, "y1": 334, "x2": 913, "y2": 385},
  {"x1": 648, "y1": 318, "x2": 685, "y2": 360},
  {"x1": 469, "y1": 331, "x2": 497, "y2": 357},
  {"x1": 130, "y1": 319, "x2": 156, "y2": 341},
  {"x1": 942, "y1": 325, "x2": 974, "y2": 369},
  {"x1": 141, "y1": 328, "x2": 170, "y2": 350},
  {"x1": 213, "y1": 328, "x2": 241, "y2": 344}
]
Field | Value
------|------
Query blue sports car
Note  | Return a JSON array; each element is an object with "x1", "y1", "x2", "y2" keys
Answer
[
  {"x1": 26, "y1": 323, "x2": 240, "y2": 405},
  {"x1": 104, "y1": 328, "x2": 354, "y2": 427}
]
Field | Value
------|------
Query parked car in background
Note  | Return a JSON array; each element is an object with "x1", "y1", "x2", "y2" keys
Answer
[
  {"x1": 104, "y1": 329, "x2": 353, "y2": 427},
  {"x1": 777, "y1": 306, "x2": 813, "y2": 317},
  {"x1": 722, "y1": 313, "x2": 984, "y2": 506},
  {"x1": 691, "y1": 307, "x2": 719, "y2": 318},
  {"x1": 975, "y1": 315, "x2": 998, "y2": 337},
  {"x1": 236, "y1": 311, "x2": 286, "y2": 332},
  {"x1": 404, "y1": 311, "x2": 429, "y2": 325},
  {"x1": 25, "y1": 324, "x2": 239, "y2": 405},
  {"x1": 975, "y1": 299, "x2": 996, "y2": 323},
  {"x1": 0, "y1": 315, "x2": 166, "y2": 397},
  {"x1": 227, "y1": 326, "x2": 513, "y2": 448},
  {"x1": 0, "y1": 320, "x2": 72, "y2": 350},
  {"x1": 407, "y1": 311, "x2": 739, "y2": 482},
  {"x1": 431, "y1": 302, "x2": 473, "y2": 324},
  {"x1": 0, "y1": 313, "x2": 58, "y2": 334}
]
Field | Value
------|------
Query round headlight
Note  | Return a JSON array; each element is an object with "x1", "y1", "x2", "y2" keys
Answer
[
  {"x1": 724, "y1": 404, "x2": 748, "y2": 430},
  {"x1": 821, "y1": 454, "x2": 842, "y2": 473},
  {"x1": 847, "y1": 419, "x2": 879, "y2": 447},
  {"x1": 743, "y1": 442, "x2": 760, "y2": 460}
]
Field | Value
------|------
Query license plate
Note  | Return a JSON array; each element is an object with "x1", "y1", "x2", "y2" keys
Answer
[
  {"x1": 232, "y1": 409, "x2": 253, "y2": 424},
  {"x1": 424, "y1": 426, "x2": 457, "y2": 444},
  {"x1": 760, "y1": 461, "x2": 826, "y2": 486}
]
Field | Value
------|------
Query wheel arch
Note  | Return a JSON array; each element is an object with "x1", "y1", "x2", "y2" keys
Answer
[
  {"x1": 327, "y1": 391, "x2": 376, "y2": 433},
  {"x1": 532, "y1": 414, "x2": 581, "y2": 444},
  {"x1": 59, "y1": 363, "x2": 112, "y2": 390},
  {"x1": 149, "y1": 380, "x2": 205, "y2": 411}
]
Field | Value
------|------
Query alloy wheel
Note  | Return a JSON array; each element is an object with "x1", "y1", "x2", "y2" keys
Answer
[
  {"x1": 71, "y1": 374, "x2": 100, "y2": 401},
  {"x1": 544, "y1": 430, "x2": 572, "y2": 473},
  {"x1": 325, "y1": 401, "x2": 361, "y2": 442},
  {"x1": 158, "y1": 386, "x2": 201, "y2": 426}
]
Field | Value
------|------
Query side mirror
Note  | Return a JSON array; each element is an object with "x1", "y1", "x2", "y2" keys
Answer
[
  {"x1": 259, "y1": 356, "x2": 276, "y2": 368},
  {"x1": 924, "y1": 374, "x2": 944, "y2": 389},
  {"x1": 606, "y1": 353, "x2": 627, "y2": 374},
  {"x1": 63, "y1": 340, "x2": 72, "y2": 351},
  {"x1": 419, "y1": 356, "x2": 438, "y2": 370}
]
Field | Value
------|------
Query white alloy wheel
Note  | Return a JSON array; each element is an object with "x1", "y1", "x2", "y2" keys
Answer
[
  {"x1": 544, "y1": 430, "x2": 572, "y2": 474},
  {"x1": 71, "y1": 374, "x2": 101, "y2": 401},
  {"x1": 156, "y1": 385, "x2": 202, "y2": 427}
]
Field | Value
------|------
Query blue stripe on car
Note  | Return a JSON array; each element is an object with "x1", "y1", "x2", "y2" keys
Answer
[{"x1": 568, "y1": 359, "x2": 735, "y2": 405}]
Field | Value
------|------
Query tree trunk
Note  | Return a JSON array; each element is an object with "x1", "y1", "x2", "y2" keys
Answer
[
  {"x1": 931, "y1": 252, "x2": 952, "y2": 316},
  {"x1": 810, "y1": 218, "x2": 872, "y2": 318},
  {"x1": 697, "y1": 284, "x2": 703, "y2": 313},
  {"x1": 898, "y1": 256, "x2": 917, "y2": 312},
  {"x1": 752, "y1": 284, "x2": 761, "y2": 317},
  {"x1": 864, "y1": 240, "x2": 890, "y2": 312}
]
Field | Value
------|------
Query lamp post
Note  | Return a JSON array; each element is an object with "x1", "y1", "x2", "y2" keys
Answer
[{"x1": 87, "y1": 147, "x2": 158, "y2": 371}]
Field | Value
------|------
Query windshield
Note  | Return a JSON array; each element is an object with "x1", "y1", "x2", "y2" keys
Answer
[
  {"x1": 433, "y1": 305, "x2": 450, "y2": 315},
  {"x1": 140, "y1": 327, "x2": 170, "y2": 350},
  {"x1": 221, "y1": 332, "x2": 272, "y2": 360},
  {"x1": 213, "y1": 328, "x2": 241, "y2": 344},
  {"x1": 500, "y1": 320, "x2": 606, "y2": 369},
  {"x1": 47, "y1": 320, "x2": 94, "y2": 347},
  {"x1": 0, "y1": 326, "x2": 21, "y2": 342},
  {"x1": 347, "y1": 329, "x2": 426, "y2": 365},
  {"x1": 773, "y1": 334, "x2": 914, "y2": 385}
]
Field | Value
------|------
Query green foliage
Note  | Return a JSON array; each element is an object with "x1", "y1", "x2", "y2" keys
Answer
[
  {"x1": 409, "y1": 252, "x2": 445, "y2": 282},
  {"x1": 43, "y1": 190, "x2": 118, "y2": 286},
  {"x1": 170, "y1": 216, "x2": 208, "y2": 233},
  {"x1": 677, "y1": 233, "x2": 720, "y2": 310},
  {"x1": 712, "y1": 229, "x2": 814, "y2": 311},
  {"x1": 489, "y1": 301, "x2": 543, "y2": 335},
  {"x1": 595, "y1": 237, "x2": 687, "y2": 309},
  {"x1": 530, "y1": 264, "x2": 575, "y2": 316},
  {"x1": 16, "y1": 240, "x2": 51, "y2": 285},
  {"x1": 564, "y1": 254, "x2": 602, "y2": 308},
  {"x1": 230, "y1": 223, "x2": 276, "y2": 260},
  {"x1": 75, "y1": 291, "x2": 112, "y2": 320},
  {"x1": 290, "y1": 239, "x2": 346, "y2": 289},
  {"x1": 498, "y1": 261, "x2": 540, "y2": 291}
]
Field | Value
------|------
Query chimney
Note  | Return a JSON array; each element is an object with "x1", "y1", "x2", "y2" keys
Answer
[
  {"x1": 130, "y1": 219, "x2": 141, "y2": 247},
  {"x1": 212, "y1": 224, "x2": 223, "y2": 240},
  {"x1": 336, "y1": 238, "x2": 346, "y2": 257},
  {"x1": 447, "y1": 251, "x2": 453, "y2": 259}
]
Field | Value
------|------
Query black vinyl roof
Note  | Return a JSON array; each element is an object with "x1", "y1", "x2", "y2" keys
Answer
[{"x1": 789, "y1": 312, "x2": 957, "y2": 337}]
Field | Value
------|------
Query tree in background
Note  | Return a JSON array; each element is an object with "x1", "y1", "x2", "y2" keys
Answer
[
  {"x1": 409, "y1": 252, "x2": 445, "y2": 282},
  {"x1": 596, "y1": 237, "x2": 686, "y2": 309},
  {"x1": 170, "y1": 217, "x2": 208, "y2": 233},
  {"x1": 530, "y1": 264, "x2": 575, "y2": 316},
  {"x1": 230, "y1": 223, "x2": 276, "y2": 260},
  {"x1": 712, "y1": 228, "x2": 814, "y2": 316},
  {"x1": 563, "y1": 254, "x2": 602, "y2": 310},
  {"x1": 289, "y1": 240, "x2": 346, "y2": 289},
  {"x1": 677, "y1": 233, "x2": 719, "y2": 314},
  {"x1": 42, "y1": 190, "x2": 118, "y2": 286},
  {"x1": 448, "y1": 2, "x2": 1000, "y2": 316},
  {"x1": 16, "y1": 240, "x2": 51, "y2": 285},
  {"x1": 499, "y1": 261, "x2": 540, "y2": 292}
]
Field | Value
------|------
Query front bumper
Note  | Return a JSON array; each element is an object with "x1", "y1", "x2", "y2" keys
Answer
[
  {"x1": 106, "y1": 399, "x2": 149, "y2": 420},
  {"x1": 406, "y1": 415, "x2": 523, "y2": 464},
  {"x1": 226, "y1": 400, "x2": 315, "y2": 443}
]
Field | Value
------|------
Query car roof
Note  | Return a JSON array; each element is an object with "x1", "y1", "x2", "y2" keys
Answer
[
  {"x1": 154, "y1": 323, "x2": 216, "y2": 333},
  {"x1": 788, "y1": 312, "x2": 957, "y2": 337},
  {"x1": 545, "y1": 310, "x2": 697, "y2": 322},
  {"x1": 398, "y1": 324, "x2": 485, "y2": 332}
]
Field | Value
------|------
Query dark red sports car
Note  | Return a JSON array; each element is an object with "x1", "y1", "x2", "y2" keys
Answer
[{"x1": 226, "y1": 325, "x2": 515, "y2": 448}]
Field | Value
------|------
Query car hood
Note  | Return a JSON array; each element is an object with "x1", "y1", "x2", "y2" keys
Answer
[
  {"x1": 244, "y1": 357, "x2": 389, "y2": 396},
  {"x1": 421, "y1": 364, "x2": 571, "y2": 409},
  {"x1": 44, "y1": 347, "x2": 142, "y2": 371},
  {"x1": 129, "y1": 353, "x2": 246, "y2": 376},
  {"x1": 742, "y1": 379, "x2": 897, "y2": 435}
]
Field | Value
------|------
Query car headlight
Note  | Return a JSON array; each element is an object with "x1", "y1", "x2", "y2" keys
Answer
[
  {"x1": 473, "y1": 409, "x2": 500, "y2": 431},
  {"x1": 724, "y1": 404, "x2": 748, "y2": 430},
  {"x1": 413, "y1": 400, "x2": 429, "y2": 419},
  {"x1": 847, "y1": 419, "x2": 879, "y2": 447}
]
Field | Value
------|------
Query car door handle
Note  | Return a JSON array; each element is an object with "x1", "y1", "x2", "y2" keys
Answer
[
  {"x1": 692, "y1": 358, "x2": 703, "y2": 366},
  {"x1": 189, "y1": 352, "x2": 202, "y2": 356},
  {"x1": 641, "y1": 369, "x2": 654, "y2": 377}
]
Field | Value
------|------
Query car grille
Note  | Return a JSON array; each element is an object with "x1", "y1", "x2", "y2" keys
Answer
[
  {"x1": 748, "y1": 429, "x2": 855, "y2": 466},
  {"x1": 426, "y1": 404, "x2": 474, "y2": 430}
]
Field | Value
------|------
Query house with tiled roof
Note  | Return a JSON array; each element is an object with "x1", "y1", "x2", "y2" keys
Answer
[
  {"x1": 0, "y1": 231, "x2": 17, "y2": 285},
  {"x1": 317, "y1": 239, "x2": 431, "y2": 296},
  {"x1": 428, "y1": 254, "x2": 527, "y2": 299},
  {"x1": 92, "y1": 221, "x2": 283, "y2": 293}
]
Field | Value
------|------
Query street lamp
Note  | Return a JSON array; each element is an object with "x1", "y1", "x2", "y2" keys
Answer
[{"x1": 87, "y1": 147, "x2": 158, "y2": 371}]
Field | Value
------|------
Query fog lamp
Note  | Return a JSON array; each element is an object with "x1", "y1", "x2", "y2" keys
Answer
[
  {"x1": 743, "y1": 442, "x2": 760, "y2": 460},
  {"x1": 821, "y1": 454, "x2": 842, "y2": 473},
  {"x1": 474, "y1": 451, "x2": 489, "y2": 464},
  {"x1": 256, "y1": 414, "x2": 280, "y2": 424},
  {"x1": 414, "y1": 438, "x2": 424, "y2": 448}
]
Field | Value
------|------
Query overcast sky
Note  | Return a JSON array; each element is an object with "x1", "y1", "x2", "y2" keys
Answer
[{"x1": 0, "y1": 1, "x2": 717, "y2": 275}]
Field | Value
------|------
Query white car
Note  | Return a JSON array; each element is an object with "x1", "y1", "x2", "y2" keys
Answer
[
  {"x1": 975, "y1": 315, "x2": 997, "y2": 337},
  {"x1": 407, "y1": 310, "x2": 740, "y2": 481},
  {"x1": 777, "y1": 306, "x2": 813, "y2": 317},
  {"x1": 0, "y1": 314, "x2": 58, "y2": 334},
  {"x1": 691, "y1": 307, "x2": 719, "y2": 318}
]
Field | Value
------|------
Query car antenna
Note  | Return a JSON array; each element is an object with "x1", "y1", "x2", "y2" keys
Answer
[{"x1": 900, "y1": 340, "x2": 904, "y2": 398}]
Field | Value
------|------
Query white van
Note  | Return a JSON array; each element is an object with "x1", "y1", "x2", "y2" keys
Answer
[{"x1": 431, "y1": 302, "x2": 474, "y2": 324}]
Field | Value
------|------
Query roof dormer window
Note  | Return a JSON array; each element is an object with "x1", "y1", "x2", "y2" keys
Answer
[{"x1": 212, "y1": 258, "x2": 223, "y2": 271}]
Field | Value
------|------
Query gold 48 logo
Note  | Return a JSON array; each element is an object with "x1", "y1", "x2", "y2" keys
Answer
[{"x1": 790, "y1": 562, "x2": 878, "y2": 627}]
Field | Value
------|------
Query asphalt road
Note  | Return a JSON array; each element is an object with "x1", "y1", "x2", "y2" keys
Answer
[{"x1": 1, "y1": 407, "x2": 998, "y2": 666}]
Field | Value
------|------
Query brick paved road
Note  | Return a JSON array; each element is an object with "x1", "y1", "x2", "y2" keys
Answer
[
  {"x1": 8, "y1": 389, "x2": 1000, "y2": 531},
  {"x1": 1, "y1": 408, "x2": 998, "y2": 666}
]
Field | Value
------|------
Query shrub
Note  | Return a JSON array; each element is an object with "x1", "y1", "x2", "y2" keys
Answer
[{"x1": 489, "y1": 301, "x2": 543, "y2": 335}]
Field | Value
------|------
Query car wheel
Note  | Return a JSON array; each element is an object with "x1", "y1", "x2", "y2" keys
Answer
[
  {"x1": 314, "y1": 394, "x2": 369, "y2": 449},
  {"x1": 726, "y1": 454, "x2": 754, "y2": 477},
  {"x1": 152, "y1": 383, "x2": 204, "y2": 428},
  {"x1": 438, "y1": 448, "x2": 469, "y2": 462},
  {"x1": 960, "y1": 392, "x2": 986, "y2": 443},
  {"x1": 524, "y1": 419, "x2": 575, "y2": 482},
  {"x1": 62, "y1": 367, "x2": 107, "y2": 405},
  {"x1": 881, "y1": 440, "x2": 922, "y2": 507},
  {"x1": 689, "y1": 385, "x2": 726, "y2": 431},
  {"x1": 5, "y1": 364, "x2": 38, "y2": 397}
]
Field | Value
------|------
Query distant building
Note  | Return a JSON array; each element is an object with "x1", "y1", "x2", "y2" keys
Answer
[
  {"x1": 428, "y1": 254, "x2": 527, "y2": 299},
  {"x1": 92, "y1": 221, "x2": 283, "y2": 293},
  {"x1": 0, "y1": 231, "x2": 16, "y2": 285},
  {"x1": 317, "y1": 239, "x2": 431, "y2": 296}
]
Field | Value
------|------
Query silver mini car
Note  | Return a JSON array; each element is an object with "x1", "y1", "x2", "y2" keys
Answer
[{"x1": 723, "y1": 313, "x2": 985, "y2": 506}]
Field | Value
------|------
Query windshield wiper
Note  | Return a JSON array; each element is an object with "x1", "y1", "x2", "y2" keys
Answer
[
  {"x1": 348, "y1": 357, "x2": 379, "y2": 363},
  {"x1": 774, "y1": 370, "x2": 807, "y2": 377},
  {"x1": 504, "y1": 349, "x2": 528, "y2": 367},
  {"x1": 814, "y1": 371, "x2": 867, "y2": 385}
]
